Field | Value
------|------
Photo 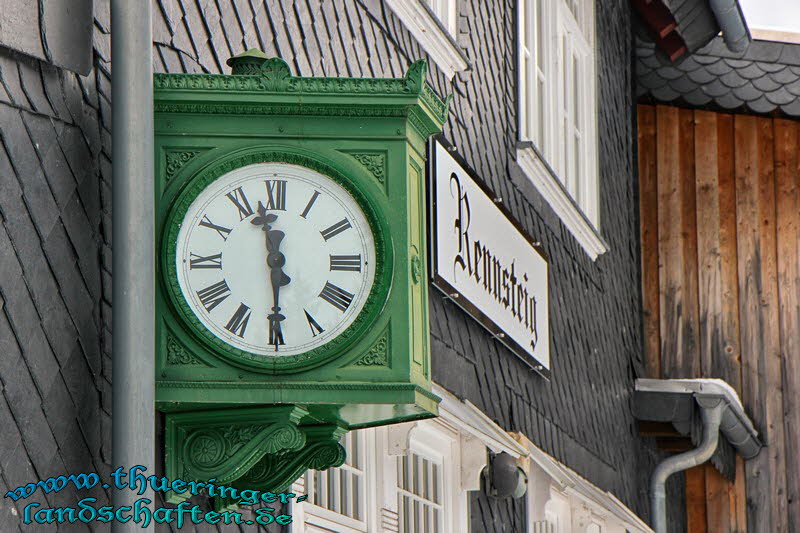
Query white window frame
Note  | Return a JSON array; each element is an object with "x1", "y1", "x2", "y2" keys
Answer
[
  {"x1": 293, "y1": 429, "x2": 378, "y2": 533},
  {"x1": 396, "y1": 421, "x2": 466, "y2": 532},
  {"x1": 384, "y1": 0, "x2": 468, "y2": 80},
  {"x1": 517, "y1": 0, "x2": 607, "y2": 260},
  {"x1": 424, "y1": 0, "x2": 458, "y2": 35},
  {"x1": 518, "y1": 0, "x2": 552, "y2": 157}
]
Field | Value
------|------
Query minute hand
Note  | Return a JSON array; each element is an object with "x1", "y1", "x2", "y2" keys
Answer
[{"x1": 251, "y1": 202, "x2": 291, "y2": 350}]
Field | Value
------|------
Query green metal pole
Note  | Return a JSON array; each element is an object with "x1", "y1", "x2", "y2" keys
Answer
[{"x1": 111, "y1": 0, "x2": 155, "y2": 530}]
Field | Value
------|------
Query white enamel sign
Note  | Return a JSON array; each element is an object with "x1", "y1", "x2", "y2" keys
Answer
[{"x1": 429, "y1": 140, "x2": 550, "y2": 375}]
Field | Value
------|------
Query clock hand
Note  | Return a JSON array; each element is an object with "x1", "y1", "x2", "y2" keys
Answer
[{"x1": 252, "y1": 201, "x2": 291, "y2": 350}]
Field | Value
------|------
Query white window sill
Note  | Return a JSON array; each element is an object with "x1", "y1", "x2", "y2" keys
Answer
[
  {"x1": 516, "y1": 146, "x2": 608, "y2": 261},
  {"x1": 384, "y1": 0, "x2": 468, "y2": 80}
]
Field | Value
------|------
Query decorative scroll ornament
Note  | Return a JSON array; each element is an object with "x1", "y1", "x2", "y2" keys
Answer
[
  {"x1": 166, "y1": 335, "x2": 208, "y2": 366},
  {"x1": 260, "y1": 58, "x2": 292, "y2": 91},
  {"x1": 235, "y1": 427, "x2": 346, "y2": 493},
  {"x1": 165, "y1": 406, "x2": 347, "y2": 507},
  {"x1": 343, "y1": 151, "x2": 387, "y2": 184},
  {"x1": 164, "y1": 150, "x2": 203, "y2": 181},
  {"x1": 411, "y1": 254, "x2": 422, "y2": 284},
  {"x1": 353, "y1": 331, "x2": 389, "y2": 367}
]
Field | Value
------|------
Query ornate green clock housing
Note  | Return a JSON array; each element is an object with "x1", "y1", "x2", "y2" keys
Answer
[{"x1": 154, "y1": 51, "x2": 449, "y2": 501}]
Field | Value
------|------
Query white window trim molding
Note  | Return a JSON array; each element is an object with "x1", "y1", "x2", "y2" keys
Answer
[
  {"x1": 517, "y1": 146, "x2": 608, "y2": 260},
  {"x1": 433, "y1": 385, "x2": 650, "y2": 531},
  {"x1": 514, "y1": 433, "x2": 653, "y2": 533},
  {"x1": 432, "y1": 383, "x2": 530, "y2": 458},
  {"x1": 384, "y1": 0, "x2": 468, "y2": 80}
]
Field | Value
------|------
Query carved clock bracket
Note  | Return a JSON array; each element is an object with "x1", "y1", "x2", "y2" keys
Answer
[{"x1": 165, "y1": 405, "x2": 346, "y2": 506}]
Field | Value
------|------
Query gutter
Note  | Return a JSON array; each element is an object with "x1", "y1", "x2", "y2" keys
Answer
[
  {"x1": 709, "y1": 0, "x2": 751, "y2": 52},
  {"x1": 636, "y1": 379, "x2": 762, "y2": 533},
  {"x1": 111, "y1": 1, "x2": 155, "y2": 531}
]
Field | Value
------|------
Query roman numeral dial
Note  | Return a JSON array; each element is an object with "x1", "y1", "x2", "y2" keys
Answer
[
  {"x1": 196, "y1": 280, "x2": 231, "y2": 312},
  {"x1": 319, "y1": 281, "x2": 354, "y2": 312},
  {"x1": 175, "y1": 162, "x2": 376, "y2": 358},
  {"x1": 320, "y1": 219, "x2": 351, "y2": 241},
  {"x1": 225, "y1": 303, "x2": 251, "y2": 337},
  {"x1": 265, "y1": 180, "x2": 287, "y2": 210},
  {"x1": 330, "y1": 254, "x2": 361, "y2": 272},
  {"x1": 190, "y1": 252, "x2": 222, "y2": 269},
  {"x1": 199, "y1": 215, "x2": 232, "y2": 240},
  {"x1": 226, "y1": 187, "x2": 254, "y2": 220}
]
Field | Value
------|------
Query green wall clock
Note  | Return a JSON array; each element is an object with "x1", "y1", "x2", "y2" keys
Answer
[
  {"x1": 154, "y1": 51, "x2": 450, "y2": 502},
  {"x1": 163, "y1": 149, "x2": 391, "y2": 372}
]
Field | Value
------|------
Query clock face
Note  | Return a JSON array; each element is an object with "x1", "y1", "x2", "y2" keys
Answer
[{"x1": 175, "y1": 162, "x2": 376, "y2": 357}]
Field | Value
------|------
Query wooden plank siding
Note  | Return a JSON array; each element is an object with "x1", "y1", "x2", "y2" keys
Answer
[
  {"x1": 637, "y1": 105, "x2": 799, "y2": 532},
  {"x1": 774, "y1": 119, "x2": 800, "y2": 530},
  {"x1": 639, "y1": 105, "x2": 661, "y2": 378},
  {"x1": 657, "y1": 106, "x2": 701, "y2": 378}
]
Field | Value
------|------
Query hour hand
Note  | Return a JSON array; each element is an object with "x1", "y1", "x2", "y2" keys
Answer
[{"x1": 251, "y1": 202, "x2": 278, "y2": 235}]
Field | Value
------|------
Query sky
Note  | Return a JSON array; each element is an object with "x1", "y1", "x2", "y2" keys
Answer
[{"x1": 739, "y1": 0, "x2": 800, "y2": 33}]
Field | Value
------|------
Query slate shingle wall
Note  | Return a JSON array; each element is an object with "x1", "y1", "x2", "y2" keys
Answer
[
  {"x1": 0, "y1": 0, "x2": 660, "y2": 530},
  {"x1": 0, "y1": 37, "x2": 109, "y2": 533},
  {"x1": 638, "y1": 34, "x2": 800, "y2": 117}
]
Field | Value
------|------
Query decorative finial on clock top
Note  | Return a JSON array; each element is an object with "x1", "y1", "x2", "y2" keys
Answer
[{"x1": 227, "y1": 48, "x2": 269, "y2": 75}]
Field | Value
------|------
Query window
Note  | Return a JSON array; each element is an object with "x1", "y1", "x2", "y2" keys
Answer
[
  {"x1": 395, "y1": 420, "x2": 467, "y2": 533},
  {"x1": 385, "y1": 0, "x2": 467, "y2": 80},
  {"x1": 292, "y1": 419, "x2": 469, "y2": 533},
  {"x1": 304, "y1": 432, "x2": 367, "y2": 524},
  {"x1": 396, "y1": 451, "x2": 444, "y2": 531},
  {"x1": 555, "y1": 0, "x2": 595, "y2": 218},
  {"x1": 423, "y1": 0, "x2": 458, "y2": 35},
  {"x1": 519, "y1": 0, "x2": 550, "y2": 154},
  {"x1": 297, "y1": 430, "x2": 372, "y2": 532},
  {"x1": 518, "y1": 0, "x2": 605, "y2": 259}
]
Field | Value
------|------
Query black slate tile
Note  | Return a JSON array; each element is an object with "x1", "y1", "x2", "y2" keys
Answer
[
  {"x1": 41, "y1": 374, "x2": 78, "y2": 439},
  {"x1": 692, "y1": 53, "x2": 720, "y2": 65},
  {"x1": 777, "y1": 43, "x2": 800, "y2": 67},
  {"x1": 768, "y1": 66, "x2": 798, "y2": 85},
  {"x1": 735, "y1": 61, "x2": 767, "y2": 80},
  {"x1": 715, "y1": 91, "x2": 745, "y2": 109},
  {"x1": 780, "y1": 98, "x2": 800, "y2": 116},
  {"x1": 748, "y1": 94, "x2": 778, "y2": 114},
  {"x1": 758, "y1": 61, "x2": 790, "y2": 74},
  {"x1": 650, "y1": 84, "x2": 681, "y2": 101},
  {"x1": 218, "y1": 0, "x2": 245, "y2": 50},
  {"x1": 656, "y1": 65, "x2": 684, "y2": 81},
  {"x1": 743, "y1": 40, "x2": 782, "y2": 63},
  {"x1": 668, "y1": 75, "x2": 700, "y2": 94},
  {"x1": 39, "y1": 64, "x2": 73, "y2": 123},
  {"x1": 705, "y1": 58, "x2": 733, "y2": 76},
  {"x1": 733, "y1": 82, "x2": 767, "y2": 102},
  {"x1": 765, "y1": 87, "x2": 797, "y2": 106},
  {"x1": 153, "y1": 1, "x2": 175, "y2": 46},
  {"x1": 719, "y1": 69, "x2": 749, "y2": 88},
  {"x1": 0, "y1": 0, "x2": 46, "y2": 62},
  {"x1": 41, "y1": 0, "x2": 93, "y2": 75},
  {"x1": 752, "y1": 73, "x2": 784, "y2": 92}
]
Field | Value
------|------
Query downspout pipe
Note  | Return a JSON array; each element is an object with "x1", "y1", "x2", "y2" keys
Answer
[
  {"x1": 650, "y1": 396, "x2": 725, "y2": 533},
  {"x1": 111, "y1": 0, "x2": 155, "y2": 531},
  {"x1": 709, "y1": 0, "x2": 751, "y2": 52}
]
